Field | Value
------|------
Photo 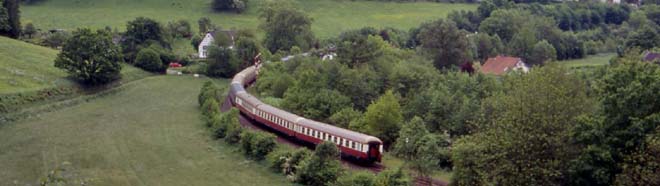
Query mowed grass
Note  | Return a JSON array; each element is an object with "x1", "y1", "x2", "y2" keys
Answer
[
  {"x1": 0, "y1": 36, "x2": 152, "y2": 94},
  {"x1": 0, "y1": 76, "x2": 291, "y2": 186},
  {"x1": 21, "y1": 0, "x2": 477, "y2": 38},
  {"x1": 559, "y1": 53, "x2": 616, "y2": 68}
]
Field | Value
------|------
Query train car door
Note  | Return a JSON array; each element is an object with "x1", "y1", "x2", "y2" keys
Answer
[{"x1": 367, "y1": 142, "x2": 381, "y2": 162}]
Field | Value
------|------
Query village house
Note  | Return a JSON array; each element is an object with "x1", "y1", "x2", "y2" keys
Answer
[
  {"x1": 480, "y1": 56, "x2": 529, "y2": 76},
  {"x1": 643, "y1": 51, "x2": 660, "y2": 64},
  {"x1": 198, "y1": 30, "x2": 237, "y2": 59}
]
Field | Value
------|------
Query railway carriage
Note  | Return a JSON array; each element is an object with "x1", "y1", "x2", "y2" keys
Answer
[{"x1": 229, "y1": 65, "x2": 383, "y2": 163}]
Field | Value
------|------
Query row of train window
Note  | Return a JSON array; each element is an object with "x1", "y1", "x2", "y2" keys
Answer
[{"x1": 239, "y1": 97, "x2": 366, "y2": 153}]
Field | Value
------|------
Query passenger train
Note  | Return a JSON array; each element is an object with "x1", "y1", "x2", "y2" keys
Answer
[{"x1": 228, "y1": 66, "x2": 383, "y2": 163}]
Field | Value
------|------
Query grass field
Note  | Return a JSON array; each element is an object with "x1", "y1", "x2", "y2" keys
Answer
[
  {"x1": 0, "y1": 36, "x2": 152, "y2": 94},
  {"x1": 0, "y1": 76, "x2": 292, "y2": 186},
  {"x1": 558, "y1": 53, "x2": 615, "y2": 68},
  {"x1": 21, "y1": 0, "x2": 477, "y2": 38}
]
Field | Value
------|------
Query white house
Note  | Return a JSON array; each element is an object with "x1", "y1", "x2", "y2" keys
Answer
[
  {"x1": 480, "y1": 56, "x2": 529, "y2": 76},
  {"x1": 198, "y1": 30, "x2": 236, "y2": 59}
]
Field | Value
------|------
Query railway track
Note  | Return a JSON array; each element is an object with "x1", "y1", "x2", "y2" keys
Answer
[{"x1": 221, "y1": 97, "x2": 448, "y2": 186}]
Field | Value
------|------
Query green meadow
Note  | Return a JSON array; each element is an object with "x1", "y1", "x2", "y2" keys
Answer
[
  {"x1": 559, "y1": 53, "x2": 616, "y2": 68},
  {"x1": 0, "y1": 76, "x2": 292, "y2": 186},
  {"x1": 21, "y1": 0, "x2": 477, "y2": 38}
]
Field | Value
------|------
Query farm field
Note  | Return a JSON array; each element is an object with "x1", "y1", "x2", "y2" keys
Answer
[
  {"x1": 21, "y1": 0, "x2": 477, "y2": 38},
  {"x1": 0, "y1": 76, "x2": 291, "y2": 186},
  {"x1": 559, "y1": 53, "x2": 616, "y2": 68}
]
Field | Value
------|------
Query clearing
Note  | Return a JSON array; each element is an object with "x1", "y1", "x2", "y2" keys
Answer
[
  {"x1": 559, "y1": 53, "x2": 615, "y2": 69},
  {"x1": 21, "y1": 0, "x2": 477, "y2": 38}
]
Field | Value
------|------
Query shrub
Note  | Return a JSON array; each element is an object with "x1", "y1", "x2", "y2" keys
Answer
[
  {"x1": 268, "y1": 149, "x2": 293, "y2": 173},
  {"x1": 240, "y1": 130, "x2": 277, "y2": 160},
  {"x1": 53, "y1": 28, "x2": 122, "y2": 85},
  {"x1": 374, "y1": 167, "x2": 410, "y2": 186},
  {"x1": 333, "y1": 171, "x2": 376, "y2": 186},
  {"x1": 135, "y1": 48, "x2": 164, "y2": 72},
  {"x1": 201, "y1": 98, "x2": 220, "y2": 121},
  {"x1": 224, "y1": 109, "x2": 243, "y2": 144},
  {"x1": 296, "y1": 141, "x2": 343, "y2": 186}
]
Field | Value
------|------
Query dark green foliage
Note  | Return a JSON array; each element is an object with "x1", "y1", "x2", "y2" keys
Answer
[
  {"x1": 135, "y1": 48, "x2": 164, "y2": 72},
  {"x1": 191, "y1": 34, "x2": 202, "y2": 51},
  {"x1": 528, "y1": 40, "x2": 557, "y2": 66},
  {"x1": 570, "y1": 58, "x2": 660, "y2": 186},
  {"x1": 224, "y1": 112, "x2": 243, "y2": 144},
  {"x1": 387, "y1": 62, "x2": 438, "y2": 99},
  {"x1": 121, "y1": 17, "x2": 166, "y2": 62},
  {"x1": 239, "y1": 130, "x2": 277, "y2": 160},
  {"x1": 166, "y1": 19, "x2": 192, "y2": 38},
  {"x1": 54, "y1": 28, "x2": 122, "y2": 85},
  {"x1": 613, "y1": 129, "x2": 660, "y2": 185},
  {"x1": 336, "y1": 67, "x2": 384, "y2": 110},
  {"x1": 452, "y1": 64, "x2": 594, "y2": 185},
  {"x1": 0, "y1": 0, "x2": 19, "y2": 38},
  {"x1": 22, "y1": 22, "x2": 35, "y2": 38},
  {"x1": 479, "y1": 9, "x2": 526, "y2": 42},
  {"x1": 625, "y1": 25, "x2": 660, "y2": 50},
  {"x1": 212, "y1": 0, "x2": 246, "y2": 13},
  {"x1": 296, "y1": 141, "x2": 343, "y2": 186},
  {"x1": 201, "y1": 98, "x2": 220, "y2": 122},
  {"x1": 337, "y1": 28, "x2": 386, "y2": 67},
  {"x1": 469, "y1": 33, "x2": 504, "y2": 62},
  {"x1": 404, "y1": 72, "x2": 499, "y2": 136},
  {"x1": 197, "y1": 17, "x2": 213, "y2": 34},
  {"x1": 333, "y1": 171, "x2": 375, "y2": 186},
  {"x1": 260, "y1": 0, "x2": 314, "y2": 52},
  {"x1": 393, "y1": 117, "x2": 450, "y2": 177},
  {"x1": 234, "y1": 30, "x2": 260, "y2": 69},
  {"x1": 374, "y1": 167, "x2": 410, "y2": 186},
  {"x1": 206, "y1": 46, "x2": 239, "y2": 78},
  {"x1": 418, "y1": 19, "x2": 469, "y2": 69},
  {"x1": 329, "y1": 108, "x2": 362, "y2": 128}
]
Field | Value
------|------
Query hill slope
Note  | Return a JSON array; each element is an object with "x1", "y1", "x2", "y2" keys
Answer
[
  {"x1": 0, "y1": 36, "x2": 71, "y2": 94},
  {"x1": 0, "y1": 76, "x2": 291, "y2": 186},
  {"x1": 21, "y1": 0, "x2": 477, "y2": 38}
]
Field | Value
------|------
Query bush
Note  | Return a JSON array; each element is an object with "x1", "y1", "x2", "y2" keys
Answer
[
  {"x1": 296, "y1": 141, "x2": 343, "y2": 186},
  {"x1": 333, "y1": 171, "x2": 376, "y2": 186},
  {"x1": 53, "y1": 28, "x2": 122, "y2": 85},
  {"x1": 268, "y1": 149, "x2": 293, "y2": 173},
  {"x1": 240, "y1": 130, "x2": 277, "y2": 160},
  {"x1": 135, "y1": 48, "x2": 164, "y2": 72},
  {"x1": 224, "y1": 109, "x2": 243, "y2": 144},
  {"x1": 374, "y1": 167, "x2": 410, "y2": 186},
  {"x1": 201, "y1": 98, "x2": 220, "y2": 121}
]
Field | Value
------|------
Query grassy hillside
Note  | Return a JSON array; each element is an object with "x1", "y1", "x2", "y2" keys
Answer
[
  {"x1": 0, "y1": 36, "x2": 71, "y2": 93},
  {"x1": 0, "y1": 36, "x2": 151, "y2": 94},
  {"x1": 0, "y1": 76, "x2": 291, "y2": 186},
  {"x1": 21, "y1": 0, "x2": 477, "y2": 38}
]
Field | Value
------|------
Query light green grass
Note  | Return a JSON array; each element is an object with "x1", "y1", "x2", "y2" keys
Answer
[
  {"x1": 0, "y1": 36, "x2": 70, "y2": 93},
  {"x1": 559, "y1": 53, "x2": 615, "y2": 68},
  {"x1": 22, "y1": 0, "x2": 477, "y2": 38},
  {"x1": 0, "y1": 75, "x2": 291, "y2": 186},
  {"x1": 0, "y1": 36, "x2": 151, "y2": 94}
]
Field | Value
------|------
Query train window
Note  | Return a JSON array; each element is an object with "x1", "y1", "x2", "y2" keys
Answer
[{"x1": 352, "y1": 142, "x2": 356, "y2": 149}]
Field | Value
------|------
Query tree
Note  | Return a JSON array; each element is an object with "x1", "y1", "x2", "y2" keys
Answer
[
  {"x1": 198, "y1": 17, "x2": 213, "y2": 34},
  {"x1": 452, "y1": 64, "x2": 593, "y2": 185},
  {"x1": 470, "y1": 33, "x2": 503, "y2": 62},
  {"x1": 260, "y1": 0, "x2": 314, "y2": 52},
  {"x1": 135, "y1": 48, "x2": 164, "y2": 73},
  {"x1": 212, "y1": 0, "x2": 234, "y2": 11},
  {"x1": 333, "y1": 171, "x2": 375, "y2": 186},
  {"x1": 297, "y1": 141, "x2": 343, "y2": 186},
  {"x1": 528, "y1": 40, "x2": 557, "y2": 66},
  {"x1": 418, "y1": 19, "x2": 469, "y2": 70},
  {"x1": 0, "y1": 0, "x2": 19, "y2": 38},
  {"x1": 235, "y1": 32, "x2": 260, "y2": 69},
  {"x1": 23, "y1": 22, "x2": 35, "y2": 38},
  {"x1": 625, "y1": 25, "x2": 660, "y2": 51},
  {"x1": 374, "y1": 167, "x2": 410, "y2": 186},
  {"x1": 337, "y1": 29, "x2": 386, "y2": 67},
  {"x1": 613, "y1": 129, "x2": 660, "y2": 186},
  {"x1": 166, "y1": 19, "x2": 192, "y2": 38},
  {"x1": 478, "y1": 9, "x2": 526, "y2": 42},
  {"x1": 364, "y1": 90, "x2": 403, "y2": 148},
  {"x1": 393, "y1": 117, "x2": 430, "y2": 161},
  {"x1": 54, "y1": 28, "x2": 122, "y2": 85},
  {"x1": 329, "y1": 108, "x2": 363, "y2": 128},
  {"x1": 206, "y1": 46, "x2": 239, "y2": 77},
  {"x1": 121, "y1": 17, "x2": 165, "y2": 62},
  {"x1": 570, "y1": 58, "x2": 660, "y2": 186},
  {"x1": 191, "y1": 34, "x2": 202, "y2": 51}
]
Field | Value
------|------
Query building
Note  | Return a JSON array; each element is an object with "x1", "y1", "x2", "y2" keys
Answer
[
  {"x1": 643, "y1": 51, "x2": 660, "y2": 64},
  {"x1": 198, "y1": 30, "x2": 236, "y2": 59},
  {"x1": 480, "y1": 56, "x2": 529, "y2": 75}
]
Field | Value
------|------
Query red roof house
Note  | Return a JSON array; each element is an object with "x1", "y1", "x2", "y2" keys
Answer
[{"x1": 480, "y1": 56, "x2": 529, "y2": 76}]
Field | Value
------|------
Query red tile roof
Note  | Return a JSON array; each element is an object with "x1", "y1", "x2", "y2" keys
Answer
[
  {"x1": 481, "y1": 56, "x2": 524, "y2": 75},
  {"x1": 643, "y1": 52, "x2": 660, "y2": 63}
]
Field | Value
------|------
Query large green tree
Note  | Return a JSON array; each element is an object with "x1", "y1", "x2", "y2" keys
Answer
[
  {"x1": 0, "y1": 0, "x2": 19, "y2": 38},
  {"x1": 206, "y1": 46, "x2": 239, "y2": 78},
  {"x1": 570, "y1": 57, "x2": 660, "y2": 186},
  {"x1": 121, "y1": 17, "x2": 166, "y2": 62},
  {"x1": 528, "y1": 40, "x2": 557, "y2": 66},
  {"x1": 452, "y1": 64, "x2": 593, "y2": 185},
  {"x1": 54, "y1": 28, "x2": 122, "y2": 85},
  {"x1": 259, "y1": 0, "x2": 314, "y2": 53},
  {"x1": 297, "y1": 141, "x2": 343, "y2": 186},
  {"x1": 417, "y1": 19, "x2": 469, "y2": 70},
  {"x1": 364, "y1": 90, "x2": 403, "y2": 148}
]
